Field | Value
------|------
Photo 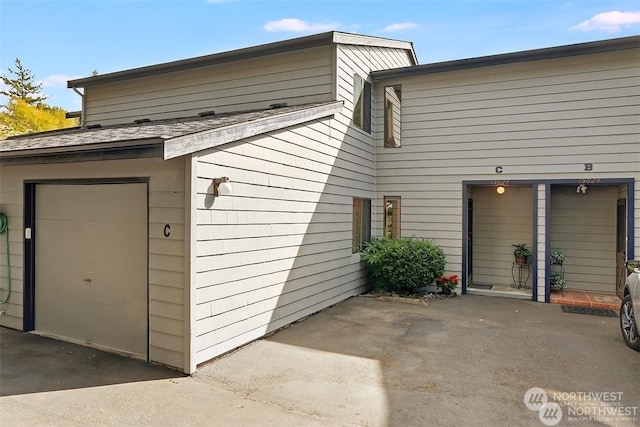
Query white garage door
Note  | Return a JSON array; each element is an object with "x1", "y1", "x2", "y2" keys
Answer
[{"x1": 35, "y1": 183, "x2": 148, "y2": 358}]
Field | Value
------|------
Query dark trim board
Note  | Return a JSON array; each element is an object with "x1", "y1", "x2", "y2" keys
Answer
[{"x1": 23, "y1": 183, "x2": 36, "y2": 331}]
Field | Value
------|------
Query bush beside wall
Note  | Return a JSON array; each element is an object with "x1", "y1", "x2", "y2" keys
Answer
[{"x1": 360, "y1": 238, "x2": 446, "y2": 293}]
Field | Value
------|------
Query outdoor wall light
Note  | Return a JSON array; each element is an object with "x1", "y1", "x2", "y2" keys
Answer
[
  {"x1": 213, "y1": 177, "x2": 232, "y2": 196},
  {"x1": 496, "y1": 186, "x2": 506, "y2": 195}
]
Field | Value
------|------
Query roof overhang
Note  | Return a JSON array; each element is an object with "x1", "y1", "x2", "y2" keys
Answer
[
  {"x1": 68, "y1": 31, "x2": 416, "y2": 88},
  {"x1": 0, "y1": 101, "x2": 343, "y2": 165},
  {"x1": 163, "y1": 101, "x2": 343, "y2": 159},
  {"x1": 0, "y1": 138, "x2": 164, "y2": 165},
  {"x1": 372, "y1": 35, "x2": 639, "y2": 81}
]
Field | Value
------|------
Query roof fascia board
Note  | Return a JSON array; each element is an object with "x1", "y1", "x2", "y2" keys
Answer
[
  {"x1": 0, "y1": 137, "x2": 164, "y2": 158},
  {"x1": 68, "y1": 32, "x2": 337, "y2": 88},
  {"x1": 164, "y1": 101, "x2": 343, "y2": 160},
  {"x1": 372, "y1": 35, "x2": 639, "y2": 81},
  {"x1": 0, "y1": 144, "x2": 163, "y2": 166}
]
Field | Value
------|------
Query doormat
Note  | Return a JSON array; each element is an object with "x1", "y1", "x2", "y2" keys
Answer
[
  {"x1": 561, "y1": 305, "x2": 618, "y2": 317},
  {"x1": 470, "y1": 283, "x2": 493, "y2": 290}
]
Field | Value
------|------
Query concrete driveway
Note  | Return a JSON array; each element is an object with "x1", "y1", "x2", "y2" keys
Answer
[{"x1": 1, "y1": 295, "x2": 638, "y2": 426}]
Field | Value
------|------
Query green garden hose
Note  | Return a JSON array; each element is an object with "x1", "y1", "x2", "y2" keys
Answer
[{"x1": 0, "y1": 213, "x2": 11, "y2": 304}]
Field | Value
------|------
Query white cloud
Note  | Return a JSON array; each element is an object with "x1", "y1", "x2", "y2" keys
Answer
[
  {"x1": 382, "y1": 22, "x2": 418, "y2": 32},
  {"x1": 264, "y1": 18, "x2": 339, "y2": 32},
  {"x1": 570, "y1": 10, "x2": 640, "y2": 32},
  {"x1": 40, "y1": 74, "x2": 80, "y2": 88}
]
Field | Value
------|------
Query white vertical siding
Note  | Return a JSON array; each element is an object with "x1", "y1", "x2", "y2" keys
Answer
[
  {"x1": 375, "y1": 47, "x2": 640, "y2": 288},
  {"x1": 192, "y1": 118, "x2": 369, "y2": 364},
  {"x1": 84, "y1": 46, "x2": 335, "y2": 126},
  {"x1": 0, "y1": 158, "x2": 187, "y2": 371}
]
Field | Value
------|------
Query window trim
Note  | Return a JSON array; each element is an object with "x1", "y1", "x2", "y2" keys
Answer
[
  {"x1": 353, "y1": 74, "x2": 371, "y2": 133},
  {"x1": 384, "y1": 85, "x2": 401, "y2": 148},
  {"x1": 352, "y1": 197, "x2": 372, "y2": 252},
  {"x1": 383, "y1": 196, "x2": 401, "y2": 238}
]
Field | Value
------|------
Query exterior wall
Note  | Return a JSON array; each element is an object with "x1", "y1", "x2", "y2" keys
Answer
[
  {"x1": 472, "y1": 186, "x2": 533, "y2": 288},
  {"x1": 375, "y1": 47, "x2": 640, "y2": 283},
  {"x1": 550, "y1": 185, "x2": 617, "y2": 292},
  {"x1": 83, "y1": 46, "x2": 335, "y2": 126},
  {"x1": 188, "y1": 42, "x2": 415, "y2": 369},
  {"x1": 191, "y1": 117, "x2": 369, "y2": 366},
  {"x1": 0, "y1": 158, "x2": 187, "y2": 371}
]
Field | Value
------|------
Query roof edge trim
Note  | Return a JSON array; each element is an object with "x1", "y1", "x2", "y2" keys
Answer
[
  {"x1": 0, "y1": 137, "x2": 164, "y2": 158},
  {"x1": 332, "y1": 32, "x2": 416, "y2": 64},
  {"x1": 372, "y1": 35, "x2": 639, "y2": 80},
  {"x1": 164, "y1": 101, "x2": 343, "y2": 159}
]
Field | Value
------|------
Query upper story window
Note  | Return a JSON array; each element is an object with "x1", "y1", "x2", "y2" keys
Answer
[
  {"x1": 353, "y1": 74, "x2": 371, "y2": 133},
  {"x1": 384, "y1": 85, "x2": 402, "y2": 148}
]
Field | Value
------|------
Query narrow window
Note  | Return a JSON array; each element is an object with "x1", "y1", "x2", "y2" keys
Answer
[
  {"x1": 383, "y1": 196, "x2": 401, "y2": 238},
  {"x1": 352, "y1": 198, "x2": 372, "y2": 252},
  {"x1": 353, "y1": 74, "x2": 371, "y2": 133},
  {"x1": 384, "y1": 85, "x2": 401, "y2": 148}
]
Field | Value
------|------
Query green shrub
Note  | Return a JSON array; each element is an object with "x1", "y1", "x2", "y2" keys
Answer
[{"x1": 360, "y1": 237, "x2": 446, "y2": 292}]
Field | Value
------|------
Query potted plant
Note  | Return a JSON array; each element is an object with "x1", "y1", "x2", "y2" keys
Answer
[
  {"x1": 436, "y1": 274, "x2": 459, "y2": 295},
  {"x1": 512, "y1": 243, "x2": 531, "y2": 264},
  {"x1": 550, "y1": 271, "x2": 566, "y2": 290},
  {"x1": 550, "y1": 249, "x2": 565, "y2": 265}
]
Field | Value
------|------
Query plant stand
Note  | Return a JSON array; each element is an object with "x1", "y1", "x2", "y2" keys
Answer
[
  {"x1": 511, "y1": 262, "x2": 530, "y2": 289},
  {"x1": 550, "y1": 260, "x2": 565, "y2": 296}
]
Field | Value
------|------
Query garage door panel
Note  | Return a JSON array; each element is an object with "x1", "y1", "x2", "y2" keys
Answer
[
  {"x1": 37, "y1": 184, "x2": 147, "y2": 223},
  {"x1": 35, "y1": 183, "x2": 148, "y2": 358}
]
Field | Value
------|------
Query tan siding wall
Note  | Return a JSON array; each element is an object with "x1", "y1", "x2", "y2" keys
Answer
[
  {"x1": 84, "y1": 46, "x2": 335, "y2": 126},
  {"x1": 472, "y1": 186, "x2": 534, "y2": 287},
  {"x1": 190, "y1": 44, "x2": 414, "y2": 365},
  {"x1": 550, "y1": 186, "x2": 617, "y2": 292},
  {"x1": 0, "y1": 158, "x2": 187, "y2": 371},
  {"x1": 192, "y1": 118, "x2": 368, "y2": 364},
  {"x1": 375, "y1": 47, "x2": 640, "y2": 280}
]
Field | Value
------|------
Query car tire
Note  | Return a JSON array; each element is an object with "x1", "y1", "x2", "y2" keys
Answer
[{"x1": 620, "y1": 294, "x2": 640, "y2": 351}]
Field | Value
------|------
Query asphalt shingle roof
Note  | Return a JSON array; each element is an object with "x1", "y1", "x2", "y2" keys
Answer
[{"x1": 1, "y1": 102, "x2": 341, "y2": 159}]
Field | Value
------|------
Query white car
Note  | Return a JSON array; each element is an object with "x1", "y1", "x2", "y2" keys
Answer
[{"x1": 620, "y1": 261, "x2": 640, "y2": 351}]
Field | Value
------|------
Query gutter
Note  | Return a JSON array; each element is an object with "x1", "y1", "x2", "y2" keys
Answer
[{"x1": 372, "y1": 35, "x2": 640, "y2": 81}]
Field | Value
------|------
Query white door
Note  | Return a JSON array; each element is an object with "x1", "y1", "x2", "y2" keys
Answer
[{"x1": 35, "y1": 183, "x2": 148, "y2": 358}]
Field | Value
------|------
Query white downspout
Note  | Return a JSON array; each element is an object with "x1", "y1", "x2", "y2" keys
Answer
[{"x1": 71, "y1": 87, "x2": 86, "y2": 128}]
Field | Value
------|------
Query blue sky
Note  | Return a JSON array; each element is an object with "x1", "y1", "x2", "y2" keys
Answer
[{"x1": 1, "y1": 0, "x2": 639, "y2": 111}]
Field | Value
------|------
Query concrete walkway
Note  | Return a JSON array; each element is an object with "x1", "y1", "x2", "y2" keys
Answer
[{"x1": 1, "y1": 295, "x2": 638, "y2": 426}]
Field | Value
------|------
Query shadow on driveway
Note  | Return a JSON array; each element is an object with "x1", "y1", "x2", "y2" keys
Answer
[{"x1": 0, "y1": 326, "x2": 184, "y2": 396}]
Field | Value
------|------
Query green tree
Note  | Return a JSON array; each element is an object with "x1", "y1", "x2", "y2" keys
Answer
[
  {"x1": 0, "y1": 98, "x2": 78, "y2": 139},
  {"x1": 1, "y1": 58, "x2": 48, "y2": 105}
]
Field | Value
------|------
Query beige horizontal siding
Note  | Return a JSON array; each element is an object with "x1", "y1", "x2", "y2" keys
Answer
[
  {"x1": 84, "y1": 46, "x2": 335, "y2": 126},
  {"x1": 192, "y1": 117, "x2": 373, "y2": 365},
  {"x1": 0, "y1": 158, "x2": 187, "y2": 371},
  {"x1": 550, "y1": 186, "x2": 616, "y2": 292},
  {"x1": 374, "y1": 47, "x2": 640, "y2": 278}
]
